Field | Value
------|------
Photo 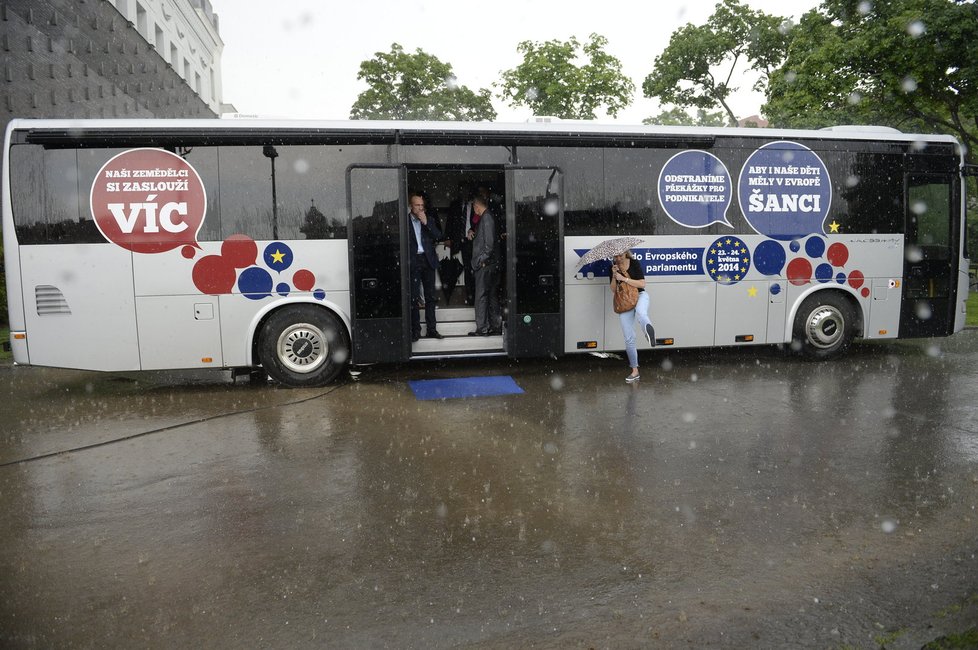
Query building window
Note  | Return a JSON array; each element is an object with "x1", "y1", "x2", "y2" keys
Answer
[{"x1": 135, "y1": 2, "x2": 147, "y2": 37}]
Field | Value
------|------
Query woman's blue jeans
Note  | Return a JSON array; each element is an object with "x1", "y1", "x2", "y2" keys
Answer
[{"x1": 618, "y1": 290, "x2": 652, "y2": 369}]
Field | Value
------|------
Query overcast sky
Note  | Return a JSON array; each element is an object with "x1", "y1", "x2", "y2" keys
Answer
[{"x1": 211, "y1": 0, "x2": 821, "y2": 124}]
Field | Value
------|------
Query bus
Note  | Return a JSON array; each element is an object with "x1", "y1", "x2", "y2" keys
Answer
[{"x1": 2, "y1": 118, "x2": 971, "y2": 387}]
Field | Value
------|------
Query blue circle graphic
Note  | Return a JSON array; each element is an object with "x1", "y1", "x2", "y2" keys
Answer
[
  {"x1": 263, "y1": 242, "x2": 294, "y2": 272},
  {"x1": 658, "y1": 150, "x2": 732, "y2": 229},
  {"x1": 805, "y1": 236, "x2": 826, "y2": 259},
  {"x1": 313, "y1": 289, "x2": 326, "y2": 301},
  {"x1": 770, "y1": 283, "x2": 782, "y2": 295},
  {"x1": 738, "y1": 142, "x2": 832, "y2": 240},
  {"x1": 754, "y1": 240, "x2": 786, "y2": 276},
  {"x1": 815, "y1": 263, "x2": 834, "y2": 283},
  {"x1": 836, "y1": 272, "x2": 847, "y2": 284},
  {"x1": 276, "y1": 282, "x2": 291, "y2": 296},
  {"x1": 238, "y1": 266, "x2": 273, "y2": 300}
]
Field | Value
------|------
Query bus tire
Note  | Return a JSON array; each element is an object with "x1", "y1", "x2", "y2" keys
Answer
[
  {"x1": 258, "y1": 305, "x2": 349, "y2": 387},
  {"x1": 791, "y1": 292, "x2": 857, "y2": 360}
]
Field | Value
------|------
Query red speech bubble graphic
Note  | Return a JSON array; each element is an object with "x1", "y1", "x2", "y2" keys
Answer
[{"x1": 90, "y1": 148, "x2": 206, "y2": 254}]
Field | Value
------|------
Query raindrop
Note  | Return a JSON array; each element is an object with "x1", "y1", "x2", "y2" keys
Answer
[
  {"x1": 543, "y1": 198, "x2": 559, "y2": 216},
  {"x1": 784, "y1": 70, "x2": 797, "y2": 84},
  {"x1": 881, "y1": 406, "x2": 896, "y2": 419},
  {"x1": 293, "y1": 158, "x2": 310, "y2": 174},
  {"x1": 857, "y1": 1, "x2": 872, "y2": 15},
  {"x1": 901, "y1": 76, "x2": 918, "y2": 93},
  {"x1": 847, "y1": 91, "x2": 863, "y2": 106},
  {"x1": 881, "y1": 518, "x2": 897, "y2": 533},
  {"x1": 907, "y1": 20, "x2": 926, "y2": 38},
  {"x1": 778, "y1": 19, "x2": 794, "y2": 35},
  {"x1": 925, "y1": 344, "x2": 941, "y2": 357},
  {"x1": 905, "y1": 246, "x2": 923, "y2": 263},
  {"x1": 688, "y1": 440, "x2": 697, "y2": 449},
  {"x1": 682, "y1": 412, "x2": 697, "y2": 423},
  {"x1": 910, "y1": 200, "x2": 928, "y2": 215},
  {"x1": 436, "y1": 503, "x2": 448, "y2": 518},
  {"x1": 916, "y1": 303, "x2": 933, "y2": 321},
  {"x1": 526, "y1": 87, "x2": 539, "y2": 101},
  {"x1": 661, "y1": 357, "x2": 673, "y2": 371},
  {"x1": 846, "y1": 175, "x2": 860, "y2": 188},
  {"x1": 543, "y1": 442, "x2": 558, "y2": 455},
  {"x1": 690, "y1": 373, "x2": 698, "y2": 382},
  {"x1": 549, "y1": 374, "x2": 565, "y2": 391},
  {"x1": 444, "y1": 75, "x2": 458, "y2": 91}
]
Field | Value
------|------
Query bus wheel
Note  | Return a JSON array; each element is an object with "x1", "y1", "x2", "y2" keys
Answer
[
  {"x1": 792, "y1": 292, "x2": 857, "y2": 360},
  {"x1": 258, "y1": 306, "x2": 349, "y2": 387}
]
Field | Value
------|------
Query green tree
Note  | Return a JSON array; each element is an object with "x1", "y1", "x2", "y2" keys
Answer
[
  {"x1": 763, "y1": 0, "x2": 977, "y2": 164},
  {"x1": 643, "y1": 107, "x2": 727, "y2": 126},
  {"x1": 642, "y1": 0, "x2": 791, "y2": 126},
  {"x1": 350, "y1": 43, "x2": 496, "y2": 121},
  {"x1": 497, "y1": 33, "x2": 634, "y2": 120}
]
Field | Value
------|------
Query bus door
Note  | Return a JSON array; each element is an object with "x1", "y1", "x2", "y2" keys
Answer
[
  {"x1": 900, "y1": 171, "x2": 959, "y2": 337},
  {"x1": 505, "y1": 167, "x2": 564, "y2": 358},
  {"x1": 347, "y1": 165, "x2": 411, "y2": 363}
]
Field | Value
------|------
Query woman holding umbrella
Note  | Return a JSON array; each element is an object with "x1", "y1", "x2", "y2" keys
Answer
[{"x1": 610, "y1": 250, "x2": 655, "y2": 383}]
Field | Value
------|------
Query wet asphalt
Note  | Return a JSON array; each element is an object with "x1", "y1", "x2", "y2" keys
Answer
[{"x1": 1, "y1": 334, "x2": 977, "y2": 648}]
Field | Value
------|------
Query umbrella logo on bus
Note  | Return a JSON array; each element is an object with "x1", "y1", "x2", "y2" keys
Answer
[{"x1": 90, "y1": 148, "x2": 206, "y2": 254}]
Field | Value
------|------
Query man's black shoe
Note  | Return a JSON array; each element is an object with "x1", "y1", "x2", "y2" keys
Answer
[
  {"x1": 468, "y1": 329, "x2": 488, "y2": 336},
  {"x1": 425, "y1": 330, "x2": 444, "y2": 339},
  {"x1": 411, "y1": 332, "x2": 421, "y2": 342},
  {"x1": 488, "y1": 328, "x2": 502, "y2": 335}
]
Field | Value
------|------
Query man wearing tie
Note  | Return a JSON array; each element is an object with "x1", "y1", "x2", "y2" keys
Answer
[{"x1": 408, "y1": 192, "x2": 444, "y2": 342}]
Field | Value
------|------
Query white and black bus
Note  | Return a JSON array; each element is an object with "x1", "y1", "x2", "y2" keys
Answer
[{"x1": 2, "y1": 119, "x2": 970, "y2": 386}]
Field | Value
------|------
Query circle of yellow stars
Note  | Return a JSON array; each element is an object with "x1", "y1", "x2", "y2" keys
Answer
[{"x1": 706, "y1": 237, "x2": 751, "y2": 285}]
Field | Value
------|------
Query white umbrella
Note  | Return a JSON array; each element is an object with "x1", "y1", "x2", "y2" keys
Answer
[{"x1": 575, "y1": 237, "x2": 644, "y2": 269}]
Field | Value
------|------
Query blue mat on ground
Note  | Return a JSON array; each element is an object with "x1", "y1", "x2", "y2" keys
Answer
[{"x1": 408, "y1": 375, "x2": 524, "y2": 401}]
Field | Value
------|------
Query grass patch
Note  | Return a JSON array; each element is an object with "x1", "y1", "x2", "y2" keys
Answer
[{"x1": 0, "y1": 327, "x2": 10, "y2": 363}]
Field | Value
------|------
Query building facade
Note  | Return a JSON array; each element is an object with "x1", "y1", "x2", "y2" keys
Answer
[{"x1": 1, "y1": 0, "x2": 225, "y2": 137}]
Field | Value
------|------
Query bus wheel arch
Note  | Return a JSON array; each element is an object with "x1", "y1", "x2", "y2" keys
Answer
[
  {"x1": 790, "y1": 290, "x2": 862, "y2": 360},
  {"x1": 255, "y1": 304, "x2": 351, "y2": 387}
]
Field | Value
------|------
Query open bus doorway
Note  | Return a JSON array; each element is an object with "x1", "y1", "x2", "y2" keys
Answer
[{"x1": 405, "y1": 167, "x2": 507, "y2": 356}]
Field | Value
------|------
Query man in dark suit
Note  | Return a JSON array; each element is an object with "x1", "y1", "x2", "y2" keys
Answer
[
  {"x1": 469, "y1": 195, "x2": 501, "y2": 336},
  {"x1": 408, "y1": 192, "x2": 444, "y2": 342}
]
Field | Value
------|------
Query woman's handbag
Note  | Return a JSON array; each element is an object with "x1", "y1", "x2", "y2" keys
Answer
[{"x1": 613, "y1": 279, "x2": 639, "y2": 313}]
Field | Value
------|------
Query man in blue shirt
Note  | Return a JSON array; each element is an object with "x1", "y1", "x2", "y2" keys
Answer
[{"x1": 408, "y1": 193, "x2": 444, "y2": 342}]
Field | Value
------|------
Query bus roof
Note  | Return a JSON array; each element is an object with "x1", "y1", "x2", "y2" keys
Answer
[{"x1": 4, "y1": 117, "x2": 962, "y2": 148}]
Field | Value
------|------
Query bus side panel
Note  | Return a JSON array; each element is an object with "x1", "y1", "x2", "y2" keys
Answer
[
  {"x1": 714, "y1": 282, "x2": 769, "y2": 346},
  {"x1": 564, "y1": 284, "x2": 606, "y2": 351},
  {"x1": 19, "y1": 244, "x2": 140, "y2": 371},
  {"x1": 133, "y1": 245, "x2": 224, "y2": 369},
  {"x1": 135, "y1": 295, "x2": 223, "y2": 370},
  {"x1": 647, "y1": 282, "x2": 716, "y2": 348},
  {"x1": 867, "y1": 278, "x2": 901, "y2": 339}
]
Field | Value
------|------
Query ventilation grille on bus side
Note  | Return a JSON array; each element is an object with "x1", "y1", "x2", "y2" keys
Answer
[{"x1": 35, "y1": 285, "x2": 71, "y2": 316}]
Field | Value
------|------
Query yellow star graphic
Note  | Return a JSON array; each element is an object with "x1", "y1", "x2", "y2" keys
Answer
[
  {"x1": 829, "y1": 221, "x2": 841, "y2": 233},
  {"x1": 270, "y1": 249, "x2": 286, "y2": 264},
  {"x1": 748, "y1": 286, "x2": 758, "y2": 297}
]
